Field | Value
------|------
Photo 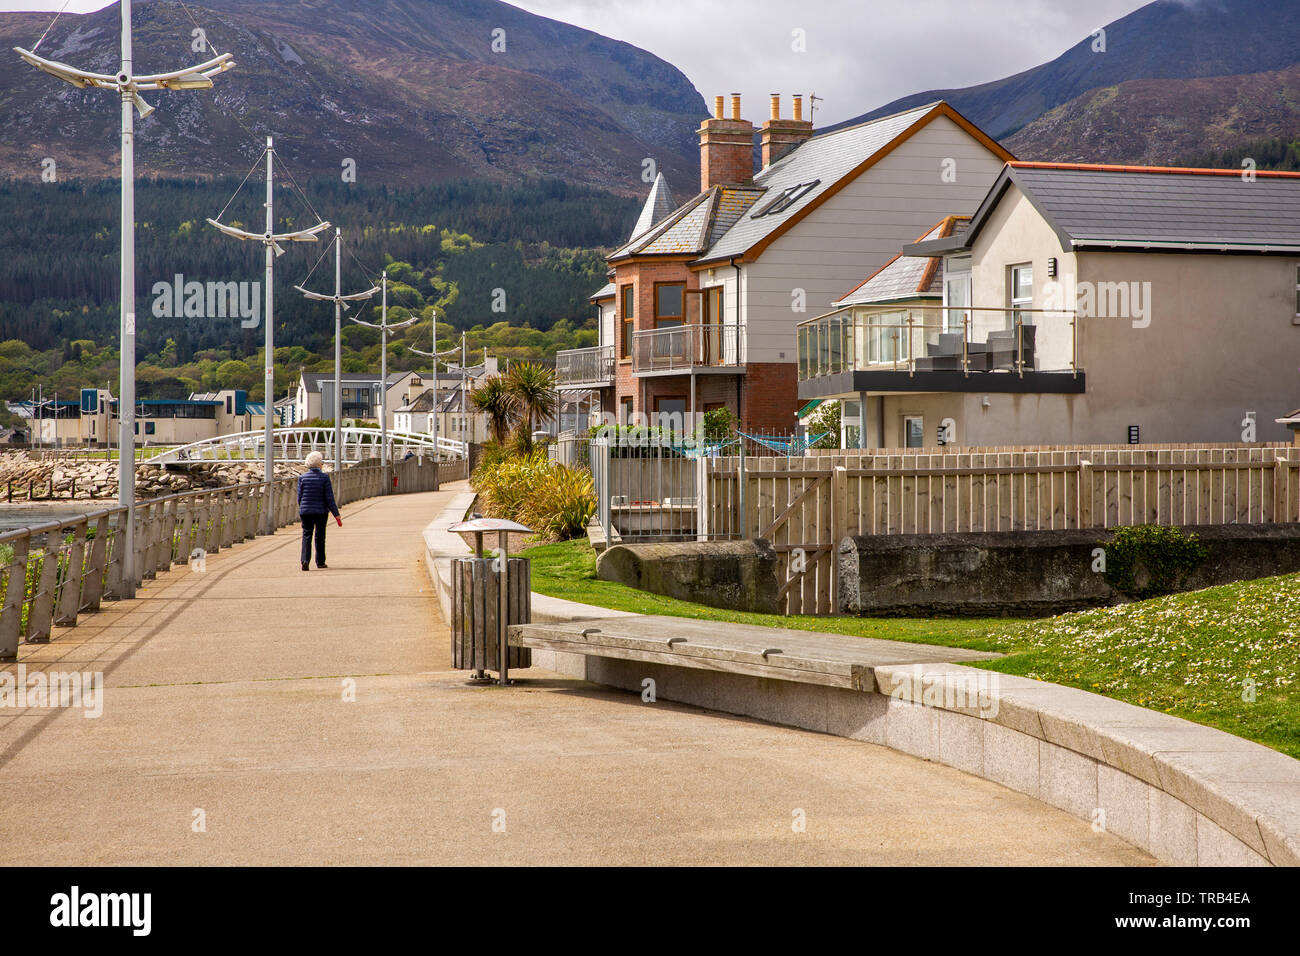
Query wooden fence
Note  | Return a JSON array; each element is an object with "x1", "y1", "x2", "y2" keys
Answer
[{"x1": 699, "y1": 445, "x2": 1300, "y2": 615}]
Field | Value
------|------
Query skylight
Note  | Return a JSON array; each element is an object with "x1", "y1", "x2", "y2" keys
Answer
[{"x1": 750, "y1": 180, "x2": 821, "y2": 219}]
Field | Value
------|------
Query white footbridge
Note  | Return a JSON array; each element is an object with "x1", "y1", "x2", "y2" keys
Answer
[{"x1": 148, "y1": 427, "x2": 467, "y2": 465}]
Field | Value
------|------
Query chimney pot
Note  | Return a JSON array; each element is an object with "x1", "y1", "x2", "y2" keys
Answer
[
  {"x1": 730, "y1": 93, "x2": 741, "y2": 120},
  {"x1": 769, "y1": 94, "x2": 780, "y2": 121},
  {"x1": 713, "y1": 95, "x2": 724, "y2": 120},
  {"x1": 793, "y1": 94, "x2": 804, "y2": 122}
]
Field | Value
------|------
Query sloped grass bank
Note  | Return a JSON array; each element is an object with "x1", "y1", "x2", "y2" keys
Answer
[{"x1": 525, "y1": 539, "x2": 1300, "y2": 757}]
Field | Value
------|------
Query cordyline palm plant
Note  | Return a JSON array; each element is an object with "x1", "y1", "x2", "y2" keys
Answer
[
  {"x1": 469, "y1": 375, "x2": 516, "y2": 444},
  {"x1": 504, "y1": 362, "x2": 558, "y2": 452}
]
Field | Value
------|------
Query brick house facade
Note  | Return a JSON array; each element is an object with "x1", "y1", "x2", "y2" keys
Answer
[{"x1": 558, "y1": 94, "x2": 1014, "y2": 437}]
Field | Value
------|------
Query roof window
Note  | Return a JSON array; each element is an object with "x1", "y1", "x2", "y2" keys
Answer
[{"x1": 750, "y1": 180, "x2": 821, "y2": 219}]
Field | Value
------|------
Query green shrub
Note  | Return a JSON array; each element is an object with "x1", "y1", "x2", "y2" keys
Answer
[
  {"x1": 524, "y1": 464, "x2": 595, "y2": 540},
  {"x1": 1102, "y1": 524, "x2": 1210, "y2": 599},
  {"x1": 700, "y1": 407, "x2": 736, "y2": 443},
  {"x1": 471, "y1": 450, "x2": 594, "y2": 541}
]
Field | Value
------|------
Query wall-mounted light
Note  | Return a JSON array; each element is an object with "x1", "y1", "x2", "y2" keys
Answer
[{"x1": 1047, "y1": 257, "x2": 1058, "y2": 278}]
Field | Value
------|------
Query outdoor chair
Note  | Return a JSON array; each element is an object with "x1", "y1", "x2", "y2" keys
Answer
[{"x1": 986, "y1": 324, "x2": 1037, "y2": 371}]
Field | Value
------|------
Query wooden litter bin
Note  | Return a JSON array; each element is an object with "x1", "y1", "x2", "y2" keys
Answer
[{"x1": 449, "y1": 556, "x2": 532, "y2": 674}]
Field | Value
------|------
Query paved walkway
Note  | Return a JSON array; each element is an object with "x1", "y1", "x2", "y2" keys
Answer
[{"x1": 0, "y1": 485, "x2": 1152, "y2": 865}]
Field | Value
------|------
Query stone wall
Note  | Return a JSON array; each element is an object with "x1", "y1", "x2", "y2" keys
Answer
[
  {"x1": 839, "y1": 523, "x2": 1300, "y2": 616},
  {"x1": 592, "y1": 524, "x2": 1300, "y2": 618},
  {"x1": 595, "y1": 539, "x2": 783, "y2": 613}
]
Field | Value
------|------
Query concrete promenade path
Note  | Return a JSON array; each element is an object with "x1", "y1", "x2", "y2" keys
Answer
[{"x1": 0, "y1": 484, "x2": 1153, "y2": 865}]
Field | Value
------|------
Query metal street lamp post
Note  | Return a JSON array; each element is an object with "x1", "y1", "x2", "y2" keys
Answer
[
  {"x1": 207, "y1": 136, "x2": 329, "y2": 531},
  {"x1": 347, "y1": 271, "x2": 416, "y2": 483},
  {"x1": 16, "y1": 0, "x2": 234, "y2": 594},
  {"x1": 295, "y1": 230, "x2": 377, "y2": 475}
]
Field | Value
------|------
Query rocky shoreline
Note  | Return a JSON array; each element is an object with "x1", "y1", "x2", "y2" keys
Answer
[{"x1": 0, "y1": 452, "x2": 307, "y2": 500}]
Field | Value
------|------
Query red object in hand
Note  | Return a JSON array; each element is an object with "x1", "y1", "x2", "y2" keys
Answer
[{"x1": 335, "y1": 516, "x2": 342, "y2": 527}]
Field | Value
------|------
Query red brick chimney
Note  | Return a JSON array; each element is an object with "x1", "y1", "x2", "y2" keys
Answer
[
  {"x1": 698, "y1": 93, "x2": 755, "y2": 192},
  {"x1": 760, "y1": 94, "x2": 815, "y2": 169}
]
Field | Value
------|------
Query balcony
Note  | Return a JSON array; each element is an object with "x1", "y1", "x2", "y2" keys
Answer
[
  {"x1": 796, "y1": 306, "x2": 1084, "y2": 397},
  {"x1": 555, "y1": 345, "x2": 615, "y2": 389},
  {"x1": 632, "y1": 323, "x2": 743, "y2": 376}
]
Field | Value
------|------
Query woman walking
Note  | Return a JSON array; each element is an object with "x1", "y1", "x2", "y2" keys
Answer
[{"x1": 298, "y1": 452, "x2": 341, "y2": 571}]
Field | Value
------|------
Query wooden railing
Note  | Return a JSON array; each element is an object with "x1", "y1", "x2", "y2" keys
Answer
[
  {"x1": 698, "y1": 445, "x2": 1300, "y2": 615},
  {"x1": 0, "y1": 457, "x2": 442, "y2": 661}
]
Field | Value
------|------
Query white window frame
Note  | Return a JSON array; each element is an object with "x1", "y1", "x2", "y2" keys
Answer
[
  {"x1": 1010, "y1": 263, "x2": 1033, "y2": 328},
  {"x1": 867, "y1": 310, "x2": 909, "y2": 365},
  {"x1": 1294, "y1": 263, "x2": 1300, "y2": 323},
  {"x1": 943, "y1": 257, "x2": 972, "y2": 335},
  {"x1": 903, "y1": 415, "x2": 924, "y2": 449}
]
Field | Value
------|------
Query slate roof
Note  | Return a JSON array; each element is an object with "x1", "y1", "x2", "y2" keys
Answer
[
  {"x1": 834, "y1": 217, "x2": 968, "y2": 307},
  {"x1": 606, "y1": 101, "x2": 1001, "y2": 270},
  {"x1": 629, "y1": 173, "x2": 676, "y2": 241},
  {"x1": 912, "y1": 163, "x2": 1300, "y2": 256},
  {"x1": 698, "y1": 103, "x2": 945, "y2": 264},
  {"x1": 610, "y1": 186, "x2": 766, "y2": 260},
  {"x1": 398, "y1": 388, "x2": 438, "y2": 413},
  {"x1": 589, "y1": 282, "x2": 615, "y2": 301}
]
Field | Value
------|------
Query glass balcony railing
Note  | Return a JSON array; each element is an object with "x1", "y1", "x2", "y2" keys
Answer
[
  {"x1": 796, "y1": 306, "x2": 1077, "y2": 381},
  {"x1": 555, "y1": 345, "x2": 615, "y2": 387},
  {"x1": 632, "y1": 323, "x2": 743, "y2": 374}
]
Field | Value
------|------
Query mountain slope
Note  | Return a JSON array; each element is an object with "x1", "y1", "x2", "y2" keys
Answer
[
  {"x1": 1005, "y1": 62, "x2": 1300, "y2": 165},
  {"x1": 830, "y1": 0, "x2": 1300, "y2": 141},
  {"x1": 0, "y1": 0, "x2": 706, "y2": 193}
]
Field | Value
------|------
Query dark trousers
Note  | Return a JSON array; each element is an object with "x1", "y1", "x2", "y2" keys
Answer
[{"x1": 300, "y1": 513, "x2": 328, "y2": 566}]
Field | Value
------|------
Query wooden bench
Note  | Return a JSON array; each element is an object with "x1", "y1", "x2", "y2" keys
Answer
[{"x1": 509, "y1": 615, "x2": 999, "y2": 692}]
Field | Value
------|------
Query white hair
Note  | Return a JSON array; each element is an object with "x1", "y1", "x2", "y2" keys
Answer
[{"x1": 304, "y1": 451, "x2": 324, "y2": 469}]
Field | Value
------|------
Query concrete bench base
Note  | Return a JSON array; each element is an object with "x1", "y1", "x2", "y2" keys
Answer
[{"x1": 524, "y1": 636, "x2": 1297, "y2": 867}]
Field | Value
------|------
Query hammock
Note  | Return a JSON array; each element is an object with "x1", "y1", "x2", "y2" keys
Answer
[
  {"x1": 674, "y1": 437, "x2": 739, "y2": 459},
  {"x1": 738, "y1": 431, "x2": 831, "y2": 456}
]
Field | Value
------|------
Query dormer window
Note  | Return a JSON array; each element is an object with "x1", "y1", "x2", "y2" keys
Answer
[{"x1": 750, "y1": 180, "x2": 821, "y2": 219}]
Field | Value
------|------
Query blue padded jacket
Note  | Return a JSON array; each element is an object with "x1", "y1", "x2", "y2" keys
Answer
[{"x1": 297, "y1": 468, "x2": 339, "y2": 517}]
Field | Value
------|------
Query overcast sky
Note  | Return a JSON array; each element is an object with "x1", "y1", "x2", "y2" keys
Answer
[{"x1": 3, "y1": 0, "x2": 1154, "y2": 125}]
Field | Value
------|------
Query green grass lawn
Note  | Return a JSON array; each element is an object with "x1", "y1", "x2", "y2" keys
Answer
[{"x1": 525, "y1": 538, "x2": 1300, "y2": 758}]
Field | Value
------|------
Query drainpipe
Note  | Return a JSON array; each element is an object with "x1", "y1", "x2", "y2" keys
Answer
[{"x1": 731, "y1": 257, "x2": 742, "y2": 427}]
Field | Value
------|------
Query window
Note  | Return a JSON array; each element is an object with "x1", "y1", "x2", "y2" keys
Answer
[
  {"x1": 904, "y1": 416, "x2": 924, "y2": 449},
  {"x1": 225, "y1": 396, "x2": 233, "y2": 414},
  {"x1": 655, "y1": 283, "x2": 685, "y2": 327},
  {"x1": 866, "y1": 311, "x2": 910, "y2": 365},
  {"x1": 1295, "y1": 264, "x2": 1300, "y2": 319},
  {"x1": 145, "y1": 422, "x2": 156, "y2": 436},
  {"x1": 944, "y1": 261, "x2": 972, "y2": 335},
  {"x1": 1010, "y1": 264, "x2": 1033, "y2": 327},
  {"x1": 654, "y1": 396, "x2": 687, "y2": 433},
  {"x1": 750, "y1": 180, "x2": 821, "y2": 219},
  {"x1": 620, "y1": 285, "x2": 634, "y2": 358},
  {"x1": 842, "y1": 400, "x2": 861, "y2": 450},
  {"x1": 620, "y1": 397, "x2": 633, "y2": 425}
]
